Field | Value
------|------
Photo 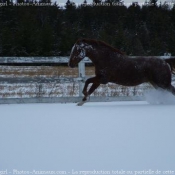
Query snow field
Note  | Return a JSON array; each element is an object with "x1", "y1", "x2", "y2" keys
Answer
[{"x1": 0, "y1": 100, "x2": 175, "y2": 174}]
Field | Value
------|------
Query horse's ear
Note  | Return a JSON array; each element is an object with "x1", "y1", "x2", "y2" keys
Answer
[
  {"x1": 76, "y1": 38, "x2": 88, "y2": 47},
  {"x1": 81, "y1": 38, "x2": 86, "y2": 42},
  {"x1": 76, "y1": 38, "x2": 85, "y2": 44},
  {"x1": 79, "y1": 38, "x2": 86, "y2": 43}
]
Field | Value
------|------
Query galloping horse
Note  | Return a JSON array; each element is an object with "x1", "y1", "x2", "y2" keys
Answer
[{"x1": 68, "y1": 38, "x2": 175, "y2": 105}]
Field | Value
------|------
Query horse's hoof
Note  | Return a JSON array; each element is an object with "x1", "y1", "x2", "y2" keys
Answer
[{"x1": 77, "y1": 101, "x2": 86, "y2": 106}]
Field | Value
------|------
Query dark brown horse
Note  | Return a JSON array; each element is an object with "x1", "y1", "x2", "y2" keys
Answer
[{"x1": 68, "y1": 38, "x2": 175, "y2": 105}]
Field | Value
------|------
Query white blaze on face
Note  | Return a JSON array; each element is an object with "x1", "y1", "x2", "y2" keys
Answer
[
  {"x1": 70, "y1": 44, "x2": 75, "y2": 57},
  {"x1": 80, "y1": 43, "x2": 85, "y2": 47},
  {"x1": 75, "y1": 44, "x2": 85, "y2": 59},
  {"x1": 79, "y1": 47, "x2": 86, "y2": 58}
]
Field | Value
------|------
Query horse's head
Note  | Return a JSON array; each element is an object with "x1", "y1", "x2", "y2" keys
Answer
[
  {"x1": 68, "y1": 40, "x2": 87, "y2": 68},
  {"x1": 68, "y1": 39, "x2": 94, "y2": 68}
]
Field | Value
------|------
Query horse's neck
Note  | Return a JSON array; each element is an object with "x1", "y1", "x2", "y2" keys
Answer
[
  {"x1": 85, "y1": 44, "x2": 113, "y2": 65},
  {"x1": 86, "y1": 47, "x2": 99, "y2": 65}
]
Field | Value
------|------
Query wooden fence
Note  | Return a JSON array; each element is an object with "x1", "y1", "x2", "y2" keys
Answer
[{"x1": 0, "y1": 56, "x2": 174, "y2": 104}]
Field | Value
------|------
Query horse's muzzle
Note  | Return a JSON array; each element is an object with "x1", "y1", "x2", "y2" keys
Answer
[
  {"x1": 69, "y1": 65, "x2": 75, "y2": 68},
  {"x1": 68, "y1": 62, "x2": 75, "y2": 68}
]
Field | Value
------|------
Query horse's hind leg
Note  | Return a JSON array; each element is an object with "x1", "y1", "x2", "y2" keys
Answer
[
  {"x1": 167, "y1": 84, "x2": 175, "y2": 96},
  {"x1": 150, "y1": 68, "x2": 175, "y2": 94},
  {"x1": 151, "y1": 81, "x2": 175, "y2": 96}
]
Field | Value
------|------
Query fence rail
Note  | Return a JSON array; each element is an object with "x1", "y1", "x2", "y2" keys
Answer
[
  {"x1": 0, "y1": 56, "x2": 174, "y2": 64},
  {"x1": 0, "y1": 56, "x2": 174, "y2": 104}
]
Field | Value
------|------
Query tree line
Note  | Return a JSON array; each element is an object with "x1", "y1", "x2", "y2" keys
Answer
[{"x1": 0, "y1": 0, "x2": 175, "y2": 56}]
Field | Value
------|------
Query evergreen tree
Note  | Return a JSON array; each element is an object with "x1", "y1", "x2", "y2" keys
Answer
[
  {"x1": 65, "y1": 0, "x2": 76, "y2": 10},
  {"x1": 149, "y1": 0, "x2": 158, "y2": 7},
  {"x1": 0, "y1": 1, "x2": 175, "y2": 56},
  {"x1": 93, "y1": 0, "x2": 102, "y2": 4}
]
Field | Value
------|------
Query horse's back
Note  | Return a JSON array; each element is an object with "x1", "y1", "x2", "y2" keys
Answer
[
  {"x1": 108, "y1": 56, "x2": 171, "y2": 86},
  {"x1": 106, "y1": 56, "x2": 146, "y2": 85}
]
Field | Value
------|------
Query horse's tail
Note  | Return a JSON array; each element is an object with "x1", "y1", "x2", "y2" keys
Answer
[{"x1": 165, "y1": 58, "x2": 175, "y2": 75}]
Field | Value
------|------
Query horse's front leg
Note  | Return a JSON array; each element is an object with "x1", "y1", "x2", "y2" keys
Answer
[
  {"x1": 82, "y1": 77, "x2": 97, "y2": 97},
  {"x1": 77, "y1": 77, "x2": 100, "y2": 106},
  {"x1": 82, "y1": 82, "x2": 100, "y2": 101}
]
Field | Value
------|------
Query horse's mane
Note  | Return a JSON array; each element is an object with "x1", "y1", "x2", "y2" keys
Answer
[{"x1": 78, "y1": 38, "x2": 124, "y2": 55}]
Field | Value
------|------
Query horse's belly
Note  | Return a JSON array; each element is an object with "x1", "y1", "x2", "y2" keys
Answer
[
  {"x1": 114, "y1": 79, "x2": 146, "y2": 86},
  {"x1": 112, "y1": 79, "x2": 146, "y2": 86},
  {"x1": 111, "y1": 70, "x2": 147, "y2": 86}
]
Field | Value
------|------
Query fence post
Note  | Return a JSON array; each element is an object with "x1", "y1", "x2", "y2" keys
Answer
[{"x1": 78, "y1": 61, "x2": 85, "y2": 97}]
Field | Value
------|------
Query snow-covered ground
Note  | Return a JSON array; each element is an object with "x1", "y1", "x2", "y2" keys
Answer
[
  {"x1": 0, "y1": 100, "x2": 175, "y2": 174},
  {"x1": 0, "y1": 82, "x2": 150, "y2": 98}
]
